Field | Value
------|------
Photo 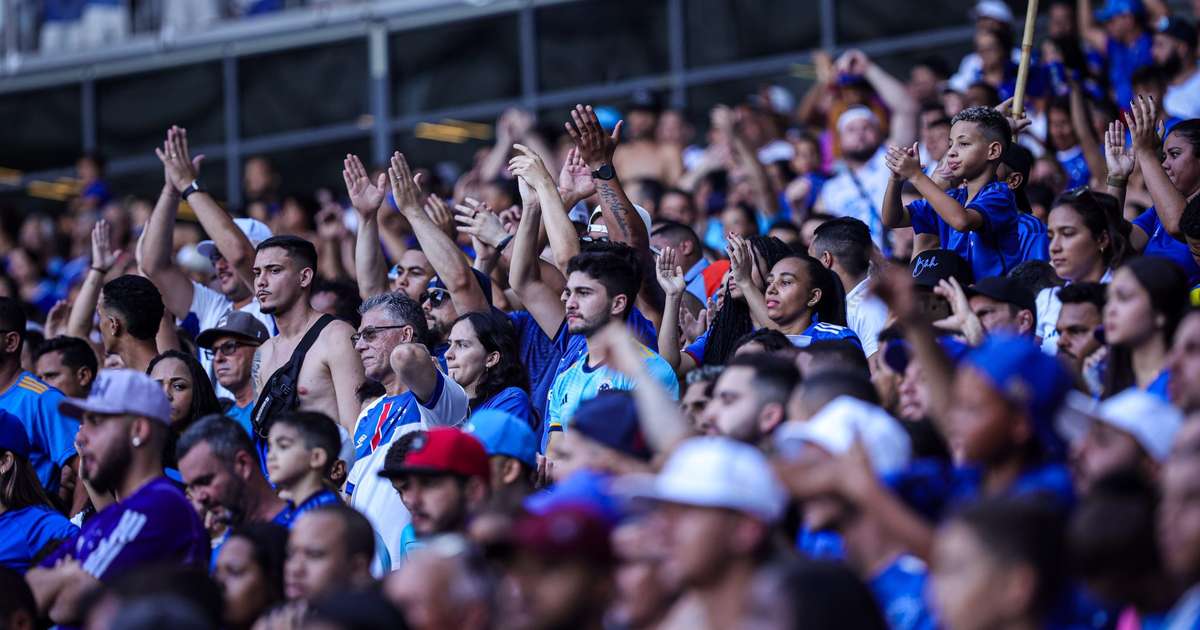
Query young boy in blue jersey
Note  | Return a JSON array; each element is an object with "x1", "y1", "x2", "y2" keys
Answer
[
  {"x1": 266, "y1": 411, "x2": 343, "y2": 519},
  {"x1": 882, "y1": 106, "x2": 1023, "y2": 281}
]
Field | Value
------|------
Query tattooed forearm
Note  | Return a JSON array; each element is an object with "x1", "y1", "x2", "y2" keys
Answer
[{"x1": 596, "y1": 180, "x2": 633, "y2": 241}]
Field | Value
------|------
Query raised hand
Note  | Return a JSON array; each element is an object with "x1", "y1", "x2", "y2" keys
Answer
[
  {"x1": 454, "y1": 198, "x2": 508, "y2": 247},
  {"x1": 932, "y1": 277, "x2": 984, "y2": 344},
  {"x1": 1104, "y1": 120, "x2": 1136, "y2": 182},
  {"x1": 154, "y1": 126, "x2": 206, "y2": 193},
  {"x1": 1128, "y1": 94, "x2": 1162, "y2": 156},
  {"x1": 680, "y1": 303, "x2": 709, "y2": 346},
  {"x1": 424, "y1": 193, "x2": 456, "y2": 240},
  {"x1": 995, "y1": 97, "x2": 1031, "y2": 138},
  {"x1": 557, "y1": 147, "x2": 596, "y2": 204},
  {"x1": 564, "y1": 104, "x2": 622, "y2": 169},
  {"x1": 91, "y1": 219, "x2": 122, "y2": 273},
  {"x1": 387, "y1": 151, "x2": 424, "y2": 212},
  {"x1": 656, "y1": 247, "x2": 687, "y2": 297},
  {"x1": 726, "y1": 233, "x2": 754, "y2": 288},
  {"x1": 508, "y1": 143, "x2": 555, "y2": 189},
  {"x1": 44, "y1": 300, "x2": 69, "y2": 338},
  {"x1": 342, "y1": 154, "x2": 388, "y2": 218},
  {"x1": 884, "y1": 142, "x2": 922, "y2": 181}
]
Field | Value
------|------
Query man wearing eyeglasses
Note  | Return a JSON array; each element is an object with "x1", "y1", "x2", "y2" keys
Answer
[{"x1": 196, "y1": 311, "x2": 270, "y2": 441}]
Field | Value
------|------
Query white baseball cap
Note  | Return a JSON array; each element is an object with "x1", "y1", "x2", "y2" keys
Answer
[
  {"x1": 588, "y1": 204, "x2": 653, "y2": 240},
  {"x1": 971, "y1": 0, "x2": 1015, "y2": 24},
  {"x1": 836, "y1": 106, "x2": 880, "y2": 135},
  {"x1": 196, "y1": 218, "x2": 273, "y2": 260},
  {"x1": 1056, "y1": 389, "x2": 1183, "y2": 461},
  {"x1": 617, "y1": 436, "x2": 787, "y2": 523},
  {"x1": 774, "y1": 396, "x2": 912, "y2": 475},
  {"x1": 59, "y1": 369, "x2": 172, "y2": 424}
]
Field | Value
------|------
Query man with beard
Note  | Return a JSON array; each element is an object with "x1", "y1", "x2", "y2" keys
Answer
[
  {"x1": 146, "y1": 125, "x2": 275, "y2": 397},
  {"x1": 177, "y1": 414, "x2": 290, "y2": 532},
  {"x1": 250, "y1": 234, "x2": 365, "y2": 434},
  {"x1": 26, "y1": 370, "x2": 208, "y2": 625},
  {"x1": 1154, "y1": 16, "x2": 1200, "y2": 120}
]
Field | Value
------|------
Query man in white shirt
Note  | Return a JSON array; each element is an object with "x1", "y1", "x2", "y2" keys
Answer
[
  {"x1": 809, "y1": 217, "x2": 888, "y2": 360},
  {"x1": 1155, "y1": 17, "x2": 1200, "y2": 120}
]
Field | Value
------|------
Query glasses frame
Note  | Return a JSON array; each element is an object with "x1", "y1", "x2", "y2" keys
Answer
[{"x1": 351, "y1": 324, "x2": 411, "y2": 345}]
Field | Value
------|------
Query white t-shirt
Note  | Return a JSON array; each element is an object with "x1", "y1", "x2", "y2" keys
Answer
[
  {"x1": 345, "y1": 375, "x2": 468, "y2": 571},
  {"x1": 1165, "y1": 70, "x2": 1200, "y2": 120},
  {"x1": 817, "y1": 147, "x2": 891, "y2": 248},
  {"x1": 846, "y1": 278, "x2": 889, "y2": 358},
  {"x1": 190, "y1": 281, "x2": 275, "y2": 398}
]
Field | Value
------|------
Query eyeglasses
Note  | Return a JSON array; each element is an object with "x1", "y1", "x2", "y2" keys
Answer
[
  {"x1": 351, "y1": 325, "x2": 410, "y2": 345},
  {"x1": 420, "y1": 288, "x2": 451, "y2": 308},
  {"x1": 204, "y1": 340, "x2": 250, "y2": 360}
]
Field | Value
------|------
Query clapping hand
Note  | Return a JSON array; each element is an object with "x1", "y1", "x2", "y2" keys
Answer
[
  {"x1": 1128, "y1": 94, "x2": 1163, "y2": 156},
  {"x1": 557, "y1": 147, "x2": 596, "y2": 205},
  {"x1": 884, "y1": 142, "x2": 922, "y2": 181},
  {"x1": 656, "y1": 247, "x2": 687, "y2": 298},
  {"x1": 454, "y1": 198, "x2": 508, "y2": 248},
  {"x1": 387, "y1": 151, "x2": 425, "y2": 213},
  {"x1": 565, "y1": 104, "x2": 621, "y2": 169},
  {"x1": 1104, "y1": 120, "x2": 1136, "y2": 182},
  {"x1": 424, "y1": 193, "x2": 456, "y2": 240},
  {"x1": 508, "y1": 143, "x2": 555, "y2": 189},
  {"x1": 154, "y1": 126, "x2": 206, "y2": 193},
  {"x1": 91, "y1": 219, "x2": 122, "y2": 273},
  {"x1": 342, "y1": 154, "x2": 388, "y2": 219}
]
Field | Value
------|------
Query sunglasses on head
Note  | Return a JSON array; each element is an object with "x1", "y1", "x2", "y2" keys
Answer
[{"x1": 421, "y1": 288, "x2": 451, "y2": 307}]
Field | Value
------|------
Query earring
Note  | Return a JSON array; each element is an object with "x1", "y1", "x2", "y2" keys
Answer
[{"x1": 132, "y1": 436, "x2": 142, "y2": 448}]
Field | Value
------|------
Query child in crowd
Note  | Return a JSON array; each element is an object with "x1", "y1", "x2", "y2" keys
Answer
[{"x1": 265, "y1": 411, "x2": 343, "y2": 519}]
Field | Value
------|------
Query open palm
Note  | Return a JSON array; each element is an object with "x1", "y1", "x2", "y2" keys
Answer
[{"x1": 343, "y1": 154, "x2": 387, "y2": 218}]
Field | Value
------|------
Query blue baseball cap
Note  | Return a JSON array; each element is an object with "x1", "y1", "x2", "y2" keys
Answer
[
  {"x1": 963, "y1": 335, "x2": 1074, "y2": 460},
  {"x1": 464, "y1": 409, "x2": 537, "y2": 468},
  {"x1": 427, "y1": 268, "x2": 494, "y2": 306},
  {"x1": 1096, "y1": 0, "x2": 1143, "y2": 21},
  {"x1": 571, "y1": 391, "x2": 652, "y2": 461},
  {"x1": 524, "y1": 469, "x2": 625, "y2": 524},
  {"x1": 0, "y1": 410, "x2": 30, "y2": 459}
]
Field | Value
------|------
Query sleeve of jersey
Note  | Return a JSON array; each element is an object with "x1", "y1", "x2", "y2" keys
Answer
[
  {"x1": 966, "y1": 183, "x2": 1018, "y2": 235},
  {"x1": 416, "y1": 371, "x2": 469, "y2": 428},
  {"x1": 683, "y1": 329, "x2": 709, "y2": 363},
  {"x1": 37, "y1": 392, "x2": 79, "y2": 468},
  {"x1": 906, "y1": 198, "x2": 938, "y2": 235},
  {"x1": 189, "y1": 281, "x2": 226, "y2": 328},
  {"x1": 1132, "y1": 206, "x2": 1158, "y2": 235},
  {"x1": 644, "y1": 352, "x2": 681, "y2": 399},
  {"x1": 28, "y1": 511, "x2": 79, "y2": 556},
  {"x1": 544, "y1": 375, "x2": 565, "y2": 435}
]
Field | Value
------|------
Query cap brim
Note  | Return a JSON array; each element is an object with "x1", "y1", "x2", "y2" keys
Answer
[
  {"x1": 376, "y1": 465, "x2": 455, "y2": 480},
  {"x1": 196, "y1": 241, "x2": 217, "y2": 259},
  {"x1": 58, "y1": 397, "x2": 128, "y2": 419}
]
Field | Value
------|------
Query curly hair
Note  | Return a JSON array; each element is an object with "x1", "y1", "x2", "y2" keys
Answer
[
  {"x1": 454, "y1": 311, "x2": 530, "y2": 408},
  {"x1": 701, "y1": 236, "x2": 794, "y2": 366}
]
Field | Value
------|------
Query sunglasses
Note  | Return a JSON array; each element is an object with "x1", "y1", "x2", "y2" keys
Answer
[
  {"x1": 351, "y1": 325, "x2": 410, "y2": 345},
  {"x1": 421, "y1": 288, "x2": 451, "y2": 308}
]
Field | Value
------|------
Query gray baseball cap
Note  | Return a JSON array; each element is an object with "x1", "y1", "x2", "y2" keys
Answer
[
  {"x1": 196, "y1": 311, "x2": 270, "y2": 349},
  {"x1": 59, "y1": 369, "x2": 171, "y2": 424}
]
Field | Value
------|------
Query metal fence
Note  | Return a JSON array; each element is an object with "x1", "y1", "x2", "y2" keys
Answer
[{"x1": 0, "y1": 0, "x2": 983, "y2": 209}]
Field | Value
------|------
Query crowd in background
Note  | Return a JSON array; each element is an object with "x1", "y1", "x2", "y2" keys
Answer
[{"x1": 7, "y1": 0, "x2": 1200, "y2": 628}]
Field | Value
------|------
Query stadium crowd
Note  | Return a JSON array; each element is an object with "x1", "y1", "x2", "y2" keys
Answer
[{"x1": 8, "y1": 0, "x2": 1200, "y2": 627}]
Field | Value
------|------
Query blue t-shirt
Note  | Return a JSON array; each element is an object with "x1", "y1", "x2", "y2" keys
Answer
[
  {"x1": 510, "y1": 310, "x2": 566, "y2": 426},
  {"x1": 42, "y1": 477, "x2": 208, "y2": 580},
  {"x1": 685, "y1": 321, "x2": 861, "y2": 364},
  {"x1": 474, "y1": 386, "x2": 537, "y2": 430},
  {"x1": 1106, "y1": 34, "x2": 1154, "y2": 109},
  {"x1": 1133, "y1": 207, "x2": 1200, "y2": 285},
  {"x1": 1017, "y1": 212, "x2": 1049, "y2": 262},
  {"x1": 0, "y1": 372, "x2": 78, "y2": 493},
  {"x1": 871, "y1": 555, "x2": 937, "y2": 630},
  {"x1": 1147, "y1": 370, "x2": 1170, "y2": 401},
  {"x1": 908, "y1": 182, "x2": 1023, "y2": 281},
  {"x1": 227, "y1": 400, "x2": 255, "y2": 440},
  {"x1": 1057, "y1": 147, "x2": 1091, "y2": 190},
  {"x1": 542, "y1": 326, "x2": 680, "y2": 452},
  {"x1": 352, "y1": 393, "x2": 422, "y2": 461},
  {"x1": 0, "y1": 505, "x2": 78, "y2": 573},
  {"x1": 283, "y1": 488, "x2": 341, "y2": 523}
]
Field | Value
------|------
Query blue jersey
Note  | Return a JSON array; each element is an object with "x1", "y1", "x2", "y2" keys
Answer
[
  {"x1": 510, "y1": 311, "x2": 566, "y2": 426},
  {"x1": 283, "y1": 488, "x2": 341, "y2": 523},
  {"x1": 542, "y1": 337, "x2": 679, "y2": 452},
  {"x1": 1017, "y1": 212, "x2": 1049, "y2": 262},
  {"x1": 42, "y1": 477, "x2": 208, "y2": 580},
  {"x1": 0, "y1": 505, "x2": 78, "y2": 573},
  {"x1": 788, "y1": 321, "x2": 862, "y2": 348},
  {"x1": 871, "y1": 556, "x2": 937, "y2": 630},
  {"x1": 908, "y1": 182, "x2": 1023, "y2": 281},
  {"x1": 227, "y1": 400, "x2": 255, "y2": 440},
  {"x1": 1057, "y1": 147, "x2": 1091, "y2": 190},
  {"x1": 474, "y1": 387, "x2": 537, "y2": 430},
  {"x1": 1134, "y1": 207, "x2": 1200, "y2": 285},
  {"x1": 352, "y1": 393, "x2": 421, "y2": 461},
  {"x1": 0, "y1": 371, "x2": 78, "y2": 492},
  {"x1": 397, "y1": 523, "x2": 424, "y2": 566}
]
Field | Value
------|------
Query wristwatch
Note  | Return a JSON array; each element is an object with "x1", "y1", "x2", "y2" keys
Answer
[
  {"x1": 180, "y1": 180, "x2": 203, "y2": 200},
  {"x1": 591, "y1": 163, "x2": 615, "y2": 181}
]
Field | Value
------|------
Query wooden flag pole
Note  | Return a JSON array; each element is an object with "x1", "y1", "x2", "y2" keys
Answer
[{"x1": 1011, "y1": 0, "x2": 1040, "y2": 119}]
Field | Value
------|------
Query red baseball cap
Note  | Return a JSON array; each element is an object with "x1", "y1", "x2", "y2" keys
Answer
[
  {"x1": 377, "y1": 428, "x2": 490, "y2": 483},
  {"x1": 512, "y1": 504, "x2": 614, "y2": 565}
]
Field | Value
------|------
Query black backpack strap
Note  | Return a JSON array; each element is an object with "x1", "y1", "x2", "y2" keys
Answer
[{"x1": 251, "y1": 314, "x2": 337, "y2": 438}]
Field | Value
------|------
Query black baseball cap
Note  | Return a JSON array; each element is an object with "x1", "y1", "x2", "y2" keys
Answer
[
  {"x1": 1001, "y1": 144, "x2": 1034, "y2": 186},
  {"x1": 910, "y1": 250, "x2": 974, "y2": 290},
  {"x1": 965, "y1": 275, "x2": 1037, "y2": 314},
  {"x1": 196, "y1": 311, "x2": 270, "y2": 349},
  {"x1": 1158, "y1": 16, "x2": 1198, "y2": 48}
]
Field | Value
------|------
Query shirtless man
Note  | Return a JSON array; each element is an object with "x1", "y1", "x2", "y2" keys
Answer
[
  {"x1": 613, "y1": 94, "x2": 683, "y2": 186},
  {"x1": 252, "y1": 235, "x2": 365, "y2": 433}
]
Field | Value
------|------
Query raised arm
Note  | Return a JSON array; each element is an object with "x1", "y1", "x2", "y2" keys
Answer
[
  {"x1": 888, "y1": 143, "x2": 984, "y2": 232},
  {"x1": 159, "y1": 126, "x2": 256, "y2": 291},
  {"x1": 1077, "y1": 0, "x2": 1109, "y2": 54},
  {"x1": 67, "y1": 220, "x2": 121, "y2": 340},
  {"x1": 1104, "y1": 120, "x2": 1136, "y2": 219},
  {"x1": 1069, "y1": 85, "x2": 1107, "y2": 190},
  {"x1": 728, "y1": 234, "x2": 775, "y2": 329},
  {"x1": 846, "y1": 50, "x2": 919, "y2": 146},
  {"x1": 713, "y1": 105, "x2": 779, "y2": 218},
  {"x1": 1131, "y1": 95, "x2": 1188, "y2": 239},
  {"x1": 389, "y1": 341, "x2": 440, "y2": 403},
  {"x1": 654, "y1": 247, "x2": 686, "y2": 373},
  {"x1": 512, "y1": 144, "x2": 579, "y2": 274},
  {"x1": 141, "y1": 138, "x2": 194, "y2": 320},
  {"x1": 594, "y1": 321, "x2": 692, "y2": 455},
  {"x1": 387, "y1": 151, "x2": 489, "y2": 315},
  {"x1": 343, "y1": 154, "x2": 390, "y2": 299},
  {"x1": 508, "y1": 164, "x2": 567, "y2": 338}
]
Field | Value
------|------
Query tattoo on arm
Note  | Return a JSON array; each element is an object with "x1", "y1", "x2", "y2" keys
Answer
[
  {"x1": 596, "y1": 181, "x2": 632, "y2": 240},
  {"x1": 252, "y1": 347, "x2": 263, "y2": 389}
]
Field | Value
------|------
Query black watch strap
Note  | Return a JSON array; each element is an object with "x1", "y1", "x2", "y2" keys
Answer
[
  {"x1": 181, "y1": 180, "x2": 203, "y2": 200},
  {"x1": 591, "y1": 163, "x2": 615, "y2": 181}
]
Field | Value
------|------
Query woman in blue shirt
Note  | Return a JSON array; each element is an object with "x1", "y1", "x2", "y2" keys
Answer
[
  {"x1": 1125, "y1": 110, "x2": 1200, "y2": 285},
  {"x1": 445, "y1": 311, "x2": 536, "y2": 429},
  {"x1": 733, "y1": 246, "x2": 861, "y2": 348},
  {"x1": 0, "y1": 411, "x2": 78, "y2": 573},
  {"x1": 1102, "y1": 256, "x2": 1188, "y2": 399}
]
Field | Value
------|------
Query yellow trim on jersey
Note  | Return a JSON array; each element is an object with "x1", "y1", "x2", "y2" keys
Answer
[{"x1": 17, "y1": 376, "x2": 48, "y2": 395}]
